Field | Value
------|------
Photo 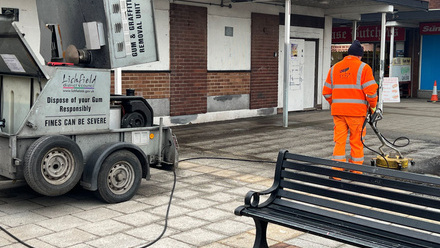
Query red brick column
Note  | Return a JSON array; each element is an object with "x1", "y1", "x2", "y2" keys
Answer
[
  {"x1": 250, "y1": 13, "x2": 279, "y2": 109},
  {"x1": 111, "y1": 72, "x2": 170, "y2": 99},
  {"x1": 169, "y1": 4, "x2": 208, "y2": 116},
  {"x1": 428, "y1": 0, "x2": 440, "y2": 9}
]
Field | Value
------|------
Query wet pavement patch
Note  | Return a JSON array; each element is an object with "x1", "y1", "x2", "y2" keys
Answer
[{"x1": 408, "y1": 155, "x2": 440, "y2": 176}]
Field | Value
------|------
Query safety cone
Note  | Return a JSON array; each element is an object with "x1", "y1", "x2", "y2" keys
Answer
[{"x1": 429, "y1": 81, "x2": 438, "y2": 102}]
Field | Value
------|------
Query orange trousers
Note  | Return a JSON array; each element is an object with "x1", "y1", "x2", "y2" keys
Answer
[{"x1": 332, "y1": 115, "x2": 366, "y2": 165}]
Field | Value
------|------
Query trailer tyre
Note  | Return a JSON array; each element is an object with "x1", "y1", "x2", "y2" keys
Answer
[
  {"x1": 96, "y1": 150, "x2": 142, "y2": 203},
  {"x1": 24, "y1": 135, "x2": 84, "y2": 196}
]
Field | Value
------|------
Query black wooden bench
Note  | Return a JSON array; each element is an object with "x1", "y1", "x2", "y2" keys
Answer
[{"x1": 234, "y1": 150, "x2": 440, "y2": 248}]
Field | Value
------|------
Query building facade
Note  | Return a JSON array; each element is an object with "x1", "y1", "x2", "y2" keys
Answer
[
  {"x1": 0, "y1": 0, "x2": 436, "y2": 126},
  {"x1": 113, "y1": 1, "x2": 331, "y2": 125}
]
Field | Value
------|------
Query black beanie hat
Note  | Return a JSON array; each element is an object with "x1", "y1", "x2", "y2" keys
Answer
[{"x1": 348, "y1": 40, "x2": 364, "y2": 57}]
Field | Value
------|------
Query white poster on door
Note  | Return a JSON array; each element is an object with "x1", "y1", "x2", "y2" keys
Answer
[{"x1": 289, "y1": 41, "x2": 304, "y2": 90}]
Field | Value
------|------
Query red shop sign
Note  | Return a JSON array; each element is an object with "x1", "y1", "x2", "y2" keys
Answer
[
  {"x1": 332, "y1": 26, "x2": 406, "y2": 43},
  {"x1": 420, "y1": 22, "x2": 440, "y2": 35}
]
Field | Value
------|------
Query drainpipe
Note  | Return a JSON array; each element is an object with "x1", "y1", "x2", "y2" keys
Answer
[
  {"x1": 389, "y1": 26, "x2": 395, "y2": 78},
  {"x1": 378, "y1": 12, "x2": 386, "y2": 111},
  {"x1": 283, "y1": 0, "x2": 291, "y2": 127},
  {"x1": 352, "y1": 20, "x2": 357, "y2": 41},
  {"x1": 115, "y1": 68, "x2": 122, "y2": 95}
]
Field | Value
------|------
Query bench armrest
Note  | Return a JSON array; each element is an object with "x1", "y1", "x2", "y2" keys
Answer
[
  {"x1": 243, "y1": 184, "x2": 278, "y2": 207},
  {"x1": 234, "y1": 185, "x2": 278, "y2": 215}
]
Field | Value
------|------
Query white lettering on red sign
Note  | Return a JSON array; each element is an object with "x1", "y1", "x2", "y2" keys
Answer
[
  {"x1": 332, "y1": 26, "x2": 405, "y2": 43},
  {"x1": 420, "y1": 23, "x2": 440, "y2": 35},
  {"x1": 332, "y1": 30, "x2": 347, "y2": 40}
]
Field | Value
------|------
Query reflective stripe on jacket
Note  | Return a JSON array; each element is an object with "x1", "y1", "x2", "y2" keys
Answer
[{"x1": 322, "y1": 56, "x2": 378, "y2": 116}]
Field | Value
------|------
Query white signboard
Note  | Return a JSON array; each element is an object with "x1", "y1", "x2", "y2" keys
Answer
[
  {"x1": 382, "y1": 77, "x2": 400, "y2": 103},
  {"x1": 1, "y1": 54, "x2": 26, "y2": 73},
  {"x1": 391, "y1": 57, "x2": 411, "y2": 82}
]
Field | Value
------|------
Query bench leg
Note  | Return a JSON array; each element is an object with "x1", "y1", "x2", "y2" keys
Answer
[{"x1": 253, "y1": 219, "x2": 269, "y2": 248}]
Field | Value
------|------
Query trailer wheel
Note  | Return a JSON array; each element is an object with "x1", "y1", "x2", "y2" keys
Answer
[
  {"x1": 96, "y1": 150, "x2": 142, "y2": 203},
  {"x1": 24, "y1": 136, "x2": 84, "y2": 196}
]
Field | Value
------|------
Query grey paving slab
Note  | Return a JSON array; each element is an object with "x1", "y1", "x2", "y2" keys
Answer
[
  {"x1": 28, "y1": 196, "x2": 77, "y2": 207},
  {"x1": 186, "y1": 208, "x2": 232, "y2": 222},
  {"x1": 125, "y1": 223, "x2": 179, "y2": 240},
  {"x1": 106, "y1": 200, "x2": 152, "y2": 214},
  {"x1": 213, "y1": 200, "x2": 246, "y2": 213},
  {"x1": 149, "y1": 203, "x2": 193, "y2": 218},
  {"x1": 69, "y1": 244, "x2": 96, "y2": 248},
  {"x1": 113, "y1": 211, "x2": 162, "y2": 227},
  {"x1": 77, "y1": 219, "x2": 131, "y2": 236},
  {"x1": 167, "y1": 215, "x2": 209, "y2": 231},
  {"x1": 175, "y1": 197, "x2": 218, "y2": 210},
  {"x1": 178, "y1": 175, "x2": 216, "y2": 185},
  {"x1": 135, "y1": 184, "x2": 172, "y2": 198},
  {"x1": 0, "y1": 200, "x2": 43, "y2": 215},
  {"x1": 200, "y1": 242, "x2": 233, "y2": 248},
  {"x1": 72, "y1": 207, "x2": 122, "y2": 222},
  {"x1": 193, "y1": 183, "x2": 227, "y2": 194},
  {"x1": 285, "y1": 233, "x2": 346, "y2": 248},
  {"x1": 0, "y1": 232, "x2": 14, "y2": 247},
  {"x1": 136, "y1": 193, "x2": 173, "y2": 206},
  {"x1": 39, "y1": 229, "x2": 96, "y2": 247},
  {"x1": 149, "y1": 237, "x2": 194, "y2": 248},
  {"x1": 204, "y1": 219, "x2": 254, "y2": 236},
  {"x1": 172, "y1": 188, "x2": 204, "y2": 200},
  {"x1": 31, "y1": 204, "x2": 84, "y2": 218},
  {"x1": 171, "y1": 228, "x2": 227, "y2": 247},
  {"x1": 5, "y1": 224, "x2": 52, "y2": 241},
  {"x1": 10, "y1": 239, "x2": 57, "y2": 248},
  {"x1": 38, "y1": 215, "x2": 91, "y2": 232},
  {"x1": 201, "y1": 192, "x2": 240, "y2": 203},
  {"x1": 0, "y1": 211, "x2": 48, "y2": 228},
  {"x1": 85, "y1": 233, "x2": 144, "y2": 248}
]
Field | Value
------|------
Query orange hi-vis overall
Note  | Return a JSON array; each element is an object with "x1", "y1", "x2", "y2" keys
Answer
[{"x1": 322, "y1": 56, "x2": 378, "y2": 165}]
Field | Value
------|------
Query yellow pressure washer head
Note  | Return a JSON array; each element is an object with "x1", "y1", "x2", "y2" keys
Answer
[
  {"x1": 367, "y1": 108, "x2": 415, "y2": 170},
  {"x1": 373, "y1": 154, "x2": 414, "y2": 170}
]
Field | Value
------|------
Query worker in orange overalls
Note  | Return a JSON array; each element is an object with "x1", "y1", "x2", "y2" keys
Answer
[{"x1": 322, "y1": 40, "x2": 378, "y2": 166}]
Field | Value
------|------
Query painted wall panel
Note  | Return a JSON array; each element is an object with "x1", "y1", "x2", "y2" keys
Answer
[{"x1": 208, "y1": 15, "x2": 251, "y2": 70}]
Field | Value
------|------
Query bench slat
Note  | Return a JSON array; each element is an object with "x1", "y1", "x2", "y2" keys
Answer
[
  {"x1": 282, "y1": 160, "x2": 440, "y2": 198},
  {"x1": 270, "y1": 200, "x2": 440, "y2": 246},
  {"x1": 284, "y1": 152, "x2": 440, "y2": 187},
  {"x1": 276, "y1": 188, "x2": 440, "y2": 234},
  {"x1": 241, "y1": 205, "x2": 439, "y2": 248},
  {"x1": 280, "y1": 169, "x2": 440, "y2": 211},
  {"x1": 278, "y1": 180, "x2": 440, "y2": 224}
]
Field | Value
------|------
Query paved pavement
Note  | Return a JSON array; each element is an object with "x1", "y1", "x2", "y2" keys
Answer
[{"x1": 1, "y1": 98, "x2": 440, "y2": 248}]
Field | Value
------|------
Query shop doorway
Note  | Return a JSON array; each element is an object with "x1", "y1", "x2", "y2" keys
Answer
[
  {"x1": 331, "y1": 43, "x2": 384, "y2": 81},
  {"x1": 287, "y1": 38, "x2": 318, "y2": 111}
]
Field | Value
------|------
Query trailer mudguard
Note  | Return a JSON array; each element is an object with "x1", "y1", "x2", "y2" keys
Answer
[{"x1": 80, "y1": 142, "x2": 150, "y2": 191}]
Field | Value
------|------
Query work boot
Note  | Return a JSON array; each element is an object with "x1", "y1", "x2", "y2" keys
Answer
[{"x1": 331, "y1": 167, "x2": 344, "y2": 180}]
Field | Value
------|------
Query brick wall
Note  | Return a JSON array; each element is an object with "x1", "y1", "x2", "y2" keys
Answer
[
  {"x1": 169, "y1": 4, "x2": 208, "y2": 116},
  {"x1": 428, "y1": 0, "x2": 440, "y2": 8},
  {"x1": 110, "y1": 72, "x2": 170, "y2": 99},
  {"x1": 207, "y1": 72, "x2": 250, "y2": 96},
  {"x1": 250, "y1": 13, "x2": 279, "y2": 109}
]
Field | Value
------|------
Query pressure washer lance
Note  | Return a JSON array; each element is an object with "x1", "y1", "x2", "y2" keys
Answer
[{"x1": 366, "y1": 108, "x2": 414, "y2": 170}]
